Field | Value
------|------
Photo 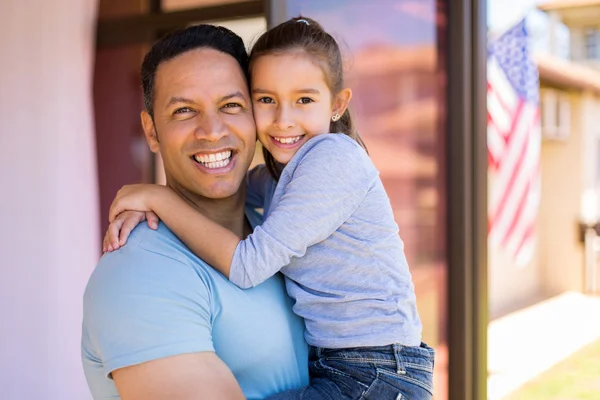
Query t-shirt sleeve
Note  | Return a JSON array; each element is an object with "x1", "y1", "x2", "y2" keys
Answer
[
  {"x1": 230, "y1": 135, "x2": 377, "y2": 288},
  {"x1": 245, "y1": 164, "x2": 272, "y2": 209},
  {"x1": 83, "y1": 248, "x2": 214, "y2": 378}
]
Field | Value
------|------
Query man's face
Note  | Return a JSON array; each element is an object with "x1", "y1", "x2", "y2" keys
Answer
[{"x1": 142, "y1": 48, "x2": 256, "y2": 200}]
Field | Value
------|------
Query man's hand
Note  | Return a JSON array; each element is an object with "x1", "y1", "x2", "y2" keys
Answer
[
  {"x1": 109, "y1": 184, "x2": 168, "y2": 223},
  {"x1": 112, "y1": 352, "x2": 245, "y2": 400}
]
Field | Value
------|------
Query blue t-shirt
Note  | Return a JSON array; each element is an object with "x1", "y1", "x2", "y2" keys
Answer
[{"x1": 82, "y1": 209, "x2": 308, "y2": 400}]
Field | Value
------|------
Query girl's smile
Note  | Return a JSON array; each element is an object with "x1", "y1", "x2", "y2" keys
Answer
[{"x1": 251, "y1": 52, "x2": 340, "y2": 165}]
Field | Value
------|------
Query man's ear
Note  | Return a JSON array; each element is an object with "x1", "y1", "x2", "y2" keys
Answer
[
  {"x1": 141, "y1": 111, "x2": 160, "y2": 153},
  {"x1": 332, "y1": 88, "x2": 352, "y2": 119}
]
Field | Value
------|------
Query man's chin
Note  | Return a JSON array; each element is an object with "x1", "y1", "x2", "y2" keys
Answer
[{"x1": 193, "y1": 181, "x2": 245, "y2": 201}]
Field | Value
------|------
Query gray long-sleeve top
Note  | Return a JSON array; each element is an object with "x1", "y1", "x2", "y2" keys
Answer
[{"x1": 231, "y1": 134, "x2": 422, "y2": 348}]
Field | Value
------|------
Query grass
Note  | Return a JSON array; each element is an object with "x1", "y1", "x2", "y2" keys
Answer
[{"x1": 507, "y1": 338, "x2": 600, "y2": 400}]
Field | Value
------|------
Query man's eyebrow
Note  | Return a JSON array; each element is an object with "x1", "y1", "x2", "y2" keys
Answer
[
  {"x1": 166, "y1": 92, "x2": 247, "y2": 107},
  {"x1": 166, "y1": 97, "x2": 195, "y2": 107},
  {"x1": 220, "y1": 91, "x2": 247, "y2": 102}
]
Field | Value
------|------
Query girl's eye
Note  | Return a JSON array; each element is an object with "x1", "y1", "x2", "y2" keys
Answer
[
  {"x1": 174, "y1": 107, "x2": 193, "y2": 114},
  {"x1": 257, "y1": 97, "x2": 274, "y2": 104},
  {"x1": 298, "y1": 97, "x2": 314, "y2": 104}
]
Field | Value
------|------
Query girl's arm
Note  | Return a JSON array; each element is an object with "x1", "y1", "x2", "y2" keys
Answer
[
  {"x1": 109, "y1": 135, "x2": 376, "y2": 288},
  {"x1": 108, "y1": 184, "x2": 241, "y2": 278},
  {"x1": 103, "y1": 210, "x2": 159, "y2": 252},
  {"x1": 229, "y1": 135, "x2": 377, "y2": 288},
  {"x1": 104, "y1": 166, "x2": 272, "y2": 253}
]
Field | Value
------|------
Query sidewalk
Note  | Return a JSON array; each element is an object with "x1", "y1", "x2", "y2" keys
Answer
[{"x1": 487, "y1": 291, "x2": 600, "y2": 400}]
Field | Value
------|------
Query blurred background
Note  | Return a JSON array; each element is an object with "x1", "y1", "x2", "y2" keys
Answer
[{"x1": 1, "y1": 0, "x2": 599, "y2": 399}]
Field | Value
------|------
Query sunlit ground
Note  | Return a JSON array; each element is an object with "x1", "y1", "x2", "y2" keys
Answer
[
  {"x1": 507, "y1": 338, "x2": 600, "y2": 399},
  {"x1": 488, "y1": 292, "x2": 600, "y2": 400}
]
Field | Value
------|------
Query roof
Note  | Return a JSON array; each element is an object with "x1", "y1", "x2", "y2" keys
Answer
[
  {"x1": 538, "y1": 0, "x2": 600, "y2": 11},
  {"x1": 535, "y1": 53, "x2": 600, "y2": 95}
]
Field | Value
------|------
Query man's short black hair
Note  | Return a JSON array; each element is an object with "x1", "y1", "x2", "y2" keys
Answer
[{"x1": 141, "y1": 24, "x2": 249, "y2": 117}]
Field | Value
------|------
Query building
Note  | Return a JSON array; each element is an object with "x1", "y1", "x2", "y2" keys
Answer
[
  {"x1": 489, "y1": 0, "x2": 600, "y2": 318},
  {"x1": 0, "y1": 1, "x2": 487, "y2": 399}
]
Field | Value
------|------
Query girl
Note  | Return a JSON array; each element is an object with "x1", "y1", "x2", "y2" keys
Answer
[{"x1": 105, "y1": 17, "x2": 434, "y2": 400}]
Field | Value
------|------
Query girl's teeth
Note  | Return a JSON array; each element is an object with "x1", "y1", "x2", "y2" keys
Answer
[{"x1": 274, "y1": 136, "x2": 301, "y2": 144}]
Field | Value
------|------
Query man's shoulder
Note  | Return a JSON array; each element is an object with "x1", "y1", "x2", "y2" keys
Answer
[
  {"x1": 97, "y1": 222, "x2": 210, "y2": 271},
  {"x1": 85, "y1": 223, "x2": 214, "y2": 308},
  {"x1": 82, "y1": 223, "x2": 220, "y2": 387}
]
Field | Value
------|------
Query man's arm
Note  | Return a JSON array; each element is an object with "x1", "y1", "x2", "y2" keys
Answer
[
  {"x1": 83, "y1": 242, "x2": 243, "y2": 399},
  {"x1": 113, "y1": 353, "x2": 244, "y2": 400}
]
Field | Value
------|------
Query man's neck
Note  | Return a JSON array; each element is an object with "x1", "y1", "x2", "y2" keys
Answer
[{"x1": 167, "y1": 183, "x2": 248, "y2": 238}]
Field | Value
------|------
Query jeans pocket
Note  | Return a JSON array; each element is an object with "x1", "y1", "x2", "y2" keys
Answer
[
  {"x1": 312, "y1": 358, "x2": 353, "y2": 380},
  {"x1": 311, "y1": 358, "x2": 375, "y2": 398},
  {"x1": 359, "y1": 373, "x2": 411, "y2": 400},
  {"x1": 374, "y1": 367, "x2": 434, "y2": 399}
]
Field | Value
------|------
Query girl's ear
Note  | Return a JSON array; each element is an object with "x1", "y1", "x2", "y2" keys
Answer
[{"x1": 332, "y1": 88, "x2": 352, "y2": 119}]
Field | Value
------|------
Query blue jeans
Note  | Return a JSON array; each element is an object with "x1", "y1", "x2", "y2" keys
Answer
[{"x1": 266, "y1": 342, "x2": 435, "y2": 400}]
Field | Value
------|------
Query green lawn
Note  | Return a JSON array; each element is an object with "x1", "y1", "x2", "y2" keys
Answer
[{"x1": 507, "y1": 338, "x2": 600, "y2": 400}]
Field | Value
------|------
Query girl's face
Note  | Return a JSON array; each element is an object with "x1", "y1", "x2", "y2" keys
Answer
[{"x1": 250, "y1": 52, "x2": 350, "y2": 165}]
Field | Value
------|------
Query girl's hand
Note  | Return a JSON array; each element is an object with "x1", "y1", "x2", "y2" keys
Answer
[
  {"x1": 103, "y1": 210, "x2": 159, "y2": 252},
  {"x1": 108, "y1": 184, "x2": 166, "y2": 223}
]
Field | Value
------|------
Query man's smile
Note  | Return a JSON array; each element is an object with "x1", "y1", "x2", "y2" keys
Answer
[{"x1": 191, "y1": 149, "x2": 237, "y2": 173}]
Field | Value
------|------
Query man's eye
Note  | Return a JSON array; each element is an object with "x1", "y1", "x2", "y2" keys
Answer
[
  {"x1": 298, "y1": 97, "x2": 314, "y2": 104},
  {"x1": 222, "y1": 103, "x2": 243, "y2": 114},
  {"x1": 257, "y1": 97, "x2": 274, "y2": 104},
  {"x1": 174, "y1": 107, "x2": 193, "y2": 114}
]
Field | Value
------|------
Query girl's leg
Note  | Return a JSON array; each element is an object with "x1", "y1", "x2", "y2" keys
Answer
[
  {"x1": 269, "y1": 343, "x2": 435, "y2": 400},
  {"x1": 265, "y1": 373, "x2": 367, "y2": 400},
  {"x1": 267, "y1": 343, "x2": 435, "y2": 399}
]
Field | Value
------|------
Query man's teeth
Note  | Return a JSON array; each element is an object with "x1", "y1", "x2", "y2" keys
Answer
[
  {"x1": 194, "y1": 151, "x2": 232, "y2": 169},
  {"x1": 273, "y1": 136, "x2": 302, "y2": 144}
]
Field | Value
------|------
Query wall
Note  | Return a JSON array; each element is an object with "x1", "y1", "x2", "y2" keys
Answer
[
  {"x1": 488, "y1": 88, "x2": 600, "y2": 315},
  {"x1": 539, "y1": 91, "x2": 585, "y2": 295},
  {"x1": 94, "y1": 45, "x2": 149, "y2": 234},
  {"x1": 0, "y1": 1, "x2": 98, "y2": 399},
  {"x1": 489, "y1": 226, "x2": 543, "y2": 317}
]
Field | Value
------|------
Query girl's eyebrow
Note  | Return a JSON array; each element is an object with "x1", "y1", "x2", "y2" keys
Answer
[
  {"x1": 294, "y1": 88, "x2": 320, "y2": 94},
  {"x1": 252, "y1": 88, "x2": 275, "y2": 95},
  {"x1": 252, "y1": 88, "x2": 321, "y2": 94}
]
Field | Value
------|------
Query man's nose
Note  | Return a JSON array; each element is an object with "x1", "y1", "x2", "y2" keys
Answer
[
  {"x1": 273, "y1": 105, "x2": 295, "y2": 131},
  {"x1": 194, "y1": 112, "x2": 227, "y2": 141}
]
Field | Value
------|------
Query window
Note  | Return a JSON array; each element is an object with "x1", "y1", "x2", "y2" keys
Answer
[
  {"x1": 585, "y1": 27, "x2": 600, "y2": 60},
  {"x1": 541, "y1": 89, "x2": 570, "y2": 141}
]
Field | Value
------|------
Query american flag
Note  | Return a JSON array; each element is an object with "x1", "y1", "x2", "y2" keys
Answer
[{"x1": 487, "y1": 19, "x2": 541, "y2": 267}]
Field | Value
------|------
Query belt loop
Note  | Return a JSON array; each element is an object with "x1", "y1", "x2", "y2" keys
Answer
[{"x1": 393, "y1": 344, "x2": 406, "y2": 375}]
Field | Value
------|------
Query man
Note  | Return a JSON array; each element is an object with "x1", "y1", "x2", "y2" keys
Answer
[{"x1": 82, "y1": 25, "x2": 308, "y2": 399}]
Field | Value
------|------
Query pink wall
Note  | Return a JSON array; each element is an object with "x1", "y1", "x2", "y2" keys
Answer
[{"x1": 0, "y1": 1, "x2": 98, "y2": 398}]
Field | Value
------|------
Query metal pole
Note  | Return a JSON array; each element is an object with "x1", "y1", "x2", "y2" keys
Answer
[{"x1": 584, "y1": 227, "x2": 597, "y2": 293}]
